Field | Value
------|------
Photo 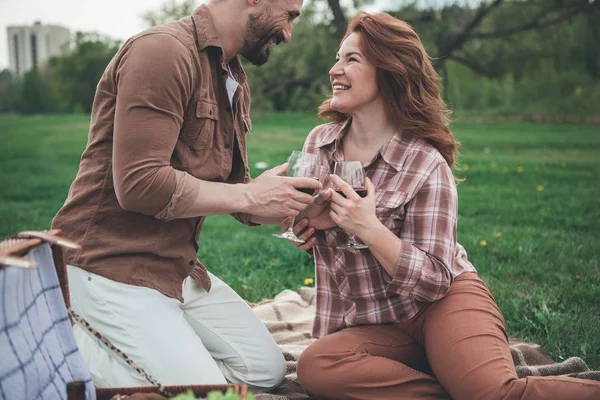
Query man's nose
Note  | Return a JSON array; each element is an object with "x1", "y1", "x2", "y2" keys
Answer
[{"x1": 282, "y1": 26, "x2": 292, "y2": 44}]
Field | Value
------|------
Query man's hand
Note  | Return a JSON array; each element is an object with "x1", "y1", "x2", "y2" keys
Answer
[
  {"x1": 279, "y1": 217, "x2": 317, "y2": 252},
  {"x1": 244, "y1": 163, "x2": 322, "y2": 218}
]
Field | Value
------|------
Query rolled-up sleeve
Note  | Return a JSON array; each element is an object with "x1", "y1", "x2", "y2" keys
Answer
[
  {"x1": 385, "y1": 161, "x2": 456, "y2": 302},
  {"x1": 112, "y1": 33, "x2": 195, "y2": 216}
]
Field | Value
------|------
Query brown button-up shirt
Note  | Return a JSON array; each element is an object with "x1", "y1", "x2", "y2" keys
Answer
[
  {"x1": 52, "y1": 6, "x2": 254, "y2": 301},
  {"x1": 303, "y1": 120, "x2": 476, "y2": 338}
]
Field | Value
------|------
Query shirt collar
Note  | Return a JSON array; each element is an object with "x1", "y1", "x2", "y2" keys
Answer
[
  {"x1": 191, "y1": 5, "x2": 247, "y2": 85},
  {"x1": 315, "y1": 118, "x2": 416, "y2": 172}
]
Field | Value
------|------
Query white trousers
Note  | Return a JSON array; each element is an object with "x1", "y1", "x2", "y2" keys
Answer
[{"x1": 67, "y1": 265, "x2": 286, "y2": 389}]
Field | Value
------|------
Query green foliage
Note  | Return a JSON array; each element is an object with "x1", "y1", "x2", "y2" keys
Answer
[
  {"x1": 0, "y1": 32, "x2": 120, "y2": 114},
  {"x1": 141, "y1": 0, "x2": 197, "y2": 26},
  {"x1": 1, "y1": 0, "x2": 598, "y2": 120},
  {"x1": 171, "y1": 388, "x2": 255, "y2": 400},
  {"x1": 443, "y1": 11, "x2": 600, "y2": 121},
  {"x1": 0, "y1": 69, "x2": 21, "y2": 112},
  {"x1": 50, "y1": 32, "x2": 121, "y2": 113}
]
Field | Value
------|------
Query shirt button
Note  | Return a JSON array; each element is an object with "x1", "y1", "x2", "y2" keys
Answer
[
  {"x1": 189, "y1": 260, "x2": 195, "y2": 266},
  {"x1": 226, "y1": 106, "x2": 231, "y2": 112},
  {"x1": 222, "y1": 70, "x2": 227, "y2": 76},
  {"x1": 224, "y1": 143, "x2": 231, "y2": 149}
]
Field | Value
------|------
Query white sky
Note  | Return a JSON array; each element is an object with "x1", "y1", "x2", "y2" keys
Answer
[{"x1": 0, "y1": 0, "x2": 405, "y2": 70}]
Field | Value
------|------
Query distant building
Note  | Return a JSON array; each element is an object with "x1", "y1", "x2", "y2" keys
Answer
[{"x1": 6, "y1": 22, "x2": 70, "y2": 76}]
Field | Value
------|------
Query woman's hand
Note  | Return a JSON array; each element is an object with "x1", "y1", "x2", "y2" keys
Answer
[
  {"x1": 303, "y1": 189, "x2": 338, "y2": 230},
  {"x1": 303, "y1": 189, "x2": 332, "y2": 219},
  {"x1": 329, "y1": 175, "x2": 378, "y2": 236}
]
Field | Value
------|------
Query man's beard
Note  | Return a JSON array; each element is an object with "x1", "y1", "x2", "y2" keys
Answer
[{"x1": 241, "y1": 13, "x2": 283, "y2": 66}]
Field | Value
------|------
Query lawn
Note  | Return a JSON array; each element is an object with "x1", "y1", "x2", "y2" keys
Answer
[{"x1": 1, "y1": 113, "x2": 599, "y2": 369}]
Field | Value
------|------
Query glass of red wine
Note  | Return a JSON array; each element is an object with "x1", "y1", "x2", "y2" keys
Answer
[
  {"x1": 333, "y1": 161, "x2": 369, "y2": 251},
  {"x1": 273, "y1": 151, "x2": 323, "y2": 243}
]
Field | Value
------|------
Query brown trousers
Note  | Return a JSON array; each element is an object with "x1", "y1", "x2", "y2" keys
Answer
[{"x1": 297, "y1": 273, "x2": 600, "y2": 399}]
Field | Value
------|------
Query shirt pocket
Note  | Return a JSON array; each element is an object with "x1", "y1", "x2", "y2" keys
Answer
[
  {"x1": 375, "y1": 190, "x2": 408, "y2": 232},
  {"x1": 181, "y1": 99, "x2": 219, "y2": 150}
]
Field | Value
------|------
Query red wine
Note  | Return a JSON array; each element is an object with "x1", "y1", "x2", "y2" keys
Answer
[
  {"x1": 298, "y1": 188, "x2": 316, "y2": 195},
  {"x1": 297, "y1": 177, "x2": 319, "y2": 195},
  {"x1": 335, "y1": 188, "x2": 366, "y2": 198}
]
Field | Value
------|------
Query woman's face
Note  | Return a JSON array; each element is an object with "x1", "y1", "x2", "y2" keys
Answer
[{"x1": 329, "y1": 32, "x2": 380, "y2": 115}]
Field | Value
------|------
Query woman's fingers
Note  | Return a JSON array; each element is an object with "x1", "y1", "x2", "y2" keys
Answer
[{"x1": 330, "y1": 175, "x2": 360, "y2": 201}]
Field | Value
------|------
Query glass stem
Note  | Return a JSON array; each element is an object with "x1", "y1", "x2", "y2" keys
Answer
[{"x1": 287, "y1": 216, "x2": 296, "y2": 234}]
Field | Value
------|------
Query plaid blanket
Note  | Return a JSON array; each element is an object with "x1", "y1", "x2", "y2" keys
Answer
[{"x1": 251, "y1": 287, "x2": 600, "y2": 400}]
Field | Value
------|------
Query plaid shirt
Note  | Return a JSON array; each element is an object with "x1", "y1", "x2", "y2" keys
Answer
[{"x1": 304, "y1": 119, "x2": 476, "y2": 338}]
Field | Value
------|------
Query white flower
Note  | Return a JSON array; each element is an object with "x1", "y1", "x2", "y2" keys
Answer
[{"x1": 255, "y1": 161, "x2": 269, "y2": 169}]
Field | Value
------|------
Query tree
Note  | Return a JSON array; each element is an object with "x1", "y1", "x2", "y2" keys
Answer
[
  {"x1": 141, "y1": 0, "x2": 197, "y2": 26},
  {"x1": 386, "y1": 0, "x2": 600, "y2": 76},
  {"x1": 0, "y1": 69, "x2": 21, "y2": 113},
  {"x1": 50, "y1": 32, "x2": 121, "y2": 113}
]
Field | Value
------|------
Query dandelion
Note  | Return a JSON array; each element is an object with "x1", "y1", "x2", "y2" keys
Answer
[
  {"x1": 495, "y1": 232, "x2": 502, "y2": 239},
  {"x1": 575, "y1": 275, "x2": 580, "y2": 280},
  {"x1": 517, "y1": 166, "x2": 524, "y2": 173},
  {"x1": 480, "y1": 240, "x2": 488, "y2": 247},
  {"x1": 490, "y1": 161, "x2": 497, "y2": 168},
  {"x1": 304, "y1": 278, "x2": 314, "y2": 285},
  {"x1": 255, "y1": 161, "x2": 269, "y2": 169},
  {"x1": 537, "y1": 185, "x2": 544, "y2": 192}
]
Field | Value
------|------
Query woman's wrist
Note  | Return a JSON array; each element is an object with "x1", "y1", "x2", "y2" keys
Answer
[{"x1": 356, "y1": 218, "x2": 387, "y2": 246}]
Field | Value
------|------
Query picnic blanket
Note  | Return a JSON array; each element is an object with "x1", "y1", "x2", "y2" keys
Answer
[{"x1": 251, "y1": 287, "x2": 600, "y2": 400}]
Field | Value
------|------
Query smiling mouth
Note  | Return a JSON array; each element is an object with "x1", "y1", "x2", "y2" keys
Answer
[
  {"x1": 333, "y1": 85, "x2": 350, "y2": 91},
  {"x1": 268, "y1": 34, "x2": 283, "y2": 47}
]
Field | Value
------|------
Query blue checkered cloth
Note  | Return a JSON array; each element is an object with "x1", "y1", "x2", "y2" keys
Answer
[{"x1": 0, "y1": 243, "x2": 95, "y2": 400}]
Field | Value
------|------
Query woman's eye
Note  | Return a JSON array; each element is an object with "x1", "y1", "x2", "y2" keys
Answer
[{"x1": 349, "y1": 57, "x2": 357, "y2": 62}]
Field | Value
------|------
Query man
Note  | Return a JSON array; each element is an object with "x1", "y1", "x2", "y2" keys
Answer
[{"x1": 51, "y1": 0, "x2": 314, "y2": 390}]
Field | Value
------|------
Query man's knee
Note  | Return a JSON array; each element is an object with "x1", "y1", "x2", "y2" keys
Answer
[
  {"x1": 231, "y1": 341, "x2": 286, "y2": 391},
  {"x1": 252, "y1": 348, "x2": 287, "y2": 390}
]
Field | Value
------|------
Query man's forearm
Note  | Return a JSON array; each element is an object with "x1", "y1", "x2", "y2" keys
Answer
[{"x1": 155, "y1": 170, "x2": 251, "y2": 221}]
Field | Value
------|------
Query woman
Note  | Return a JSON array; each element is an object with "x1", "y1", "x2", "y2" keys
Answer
[{"x1": 288, "y1": 12, "x2": 600, "y2": 400}]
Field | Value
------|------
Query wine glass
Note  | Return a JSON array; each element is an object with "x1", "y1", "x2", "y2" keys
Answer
[
  {"x1": 333, "y1": 161, "x2": 369, "y2": 251},
  {"x1": 273, "y1": 151, "x2": 323, "y2": 243}
]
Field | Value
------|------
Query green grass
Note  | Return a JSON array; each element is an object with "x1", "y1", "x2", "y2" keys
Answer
[{"x1": 1, "y1": 113, "x2": 599, "y2": 369}]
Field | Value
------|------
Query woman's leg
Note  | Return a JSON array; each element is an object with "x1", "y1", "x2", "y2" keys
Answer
[
  {"x1": 419, "y1": 272, "x2": 600, "y2": 400},
  {"x1": 297, "y1": 324, "x2": 449, "y2": 400},
  {"x1": 180, "y1": 272, "x2": 286, "y2": 391}
]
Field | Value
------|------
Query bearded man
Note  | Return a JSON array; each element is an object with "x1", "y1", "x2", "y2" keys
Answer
[{"x1": 51, "y1": 0, "x2": 313, "y2": 390}]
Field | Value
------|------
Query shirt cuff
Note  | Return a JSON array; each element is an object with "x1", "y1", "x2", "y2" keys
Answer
[
  {"x1": 154, "y1": 170, "x2": 187, "y2": 222},
  {"x1": 230, "y1": 212, "x2": 260, "y2": 227},
  {"x1": 383, "y1": 241, "x2": 425, "y2": 296}
]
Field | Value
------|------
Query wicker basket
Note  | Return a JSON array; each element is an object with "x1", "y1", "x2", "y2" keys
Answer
[{"x1": 96, "y1": 383, "x2": 248, "y2": 399}]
